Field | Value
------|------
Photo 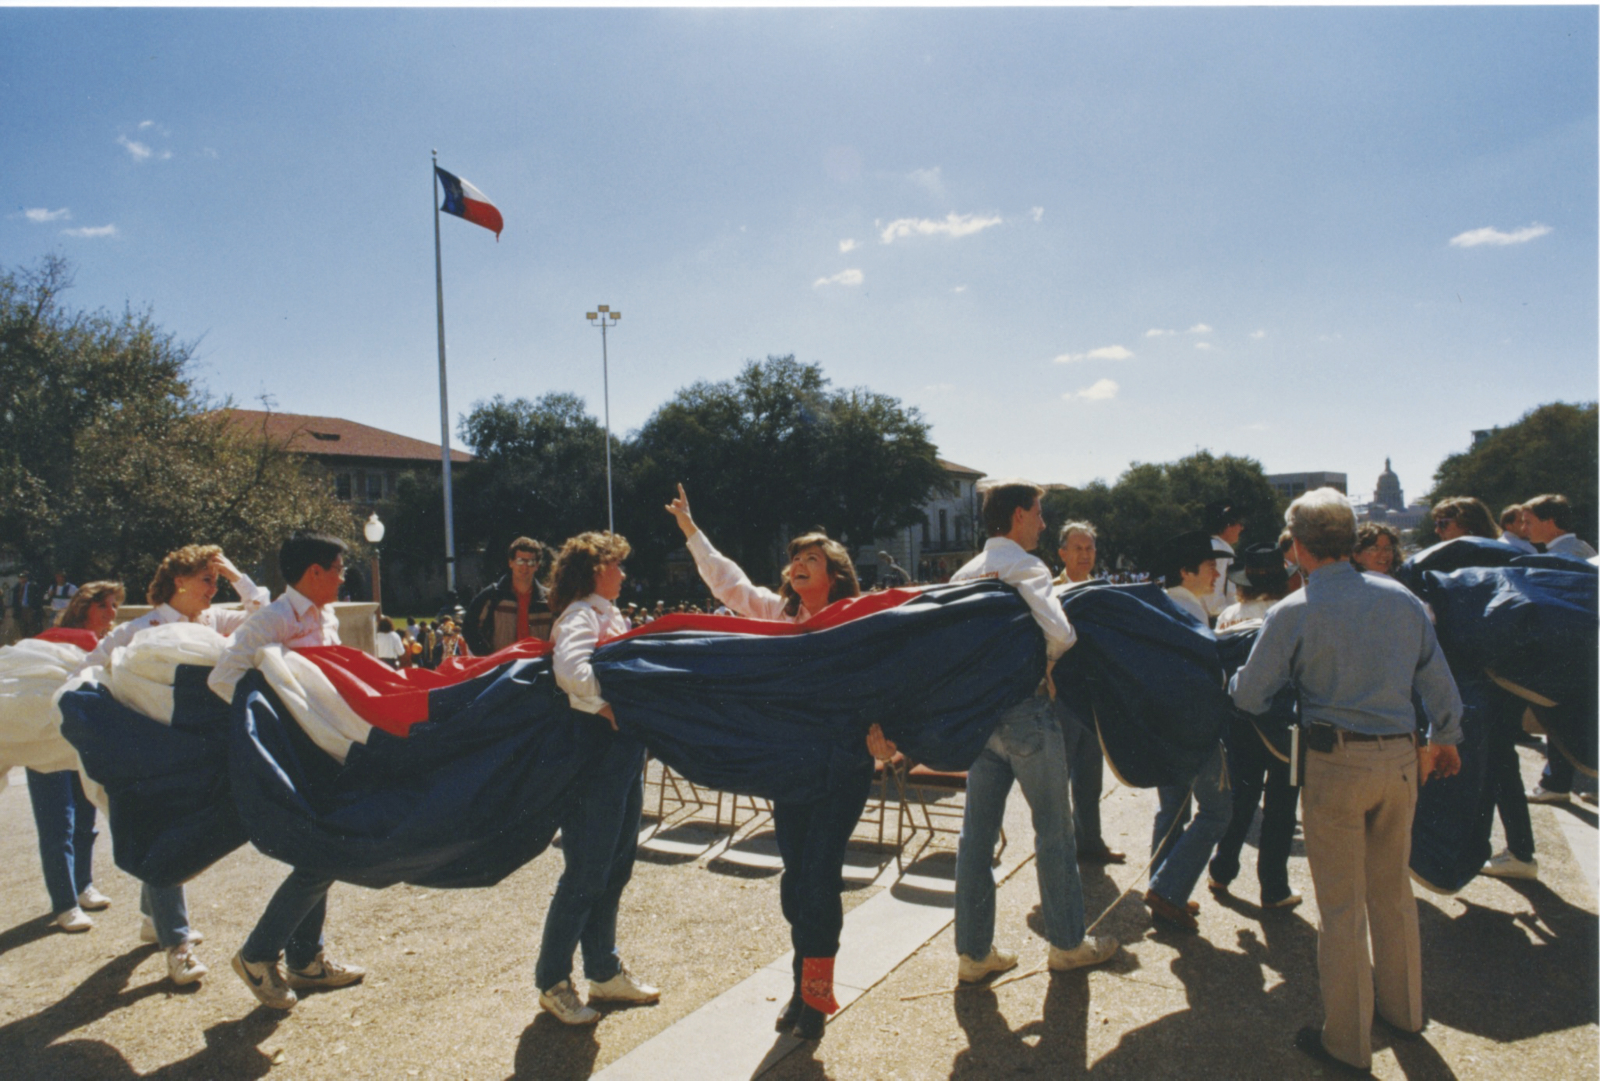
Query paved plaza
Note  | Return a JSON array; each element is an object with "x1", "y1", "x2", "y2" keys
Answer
[{"x1": 1, "y1": 747, "x2": 1594, "y2": 1081}]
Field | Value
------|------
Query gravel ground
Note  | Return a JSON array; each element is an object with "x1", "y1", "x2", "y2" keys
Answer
[{"x1": 1, "y1": 746, "x2": 1594, "y2": 1080}]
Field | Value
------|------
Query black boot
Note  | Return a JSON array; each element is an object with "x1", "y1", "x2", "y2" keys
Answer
[
  {"x1": 775, "y1": 993, "x2": 804, "y2": 1032},
  {"x1": 792, "y1": 1004, "x2": 826, "y2": 1042}
]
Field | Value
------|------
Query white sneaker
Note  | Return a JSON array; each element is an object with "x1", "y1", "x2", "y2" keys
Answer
[
  {"x1": 588, "y1": 965, "x2": 660, "y2": 1003},
  {"x1": 539, "y1": 980, "x2": 600, "y2": 1025},
  {"x1": 1482, "y1": 849, "x2": 1539, "y2": 880},
  {"x1": 167, "y1": 943, "x2": 208, "y2": 986},
  {"x1": 77, "y1": 885, "x2": 112, "y2": 911},
  {"x1": 285, "y1": 951, "x2": 366, "y2": 991},
  {"x1": 1047, "y1": 934, "x2": 1119, "y2": 972},
  {"x1": 232, "y1": 951, "x2": 296, "y2": 1010},
  {"x1": 957, "y1": 947, "x2": 1019, "y2": 983},
  {"x1": 55, "y1": 907, "x2": 93, "y2": 933},
  {"x1": 1528, "y1": 786, "x2": 1570, "y2": 804}
]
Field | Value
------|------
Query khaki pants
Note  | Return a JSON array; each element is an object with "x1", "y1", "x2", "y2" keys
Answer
[{"x1": 1302, "y1": 736, "x2": 1423, "y2": 1070}]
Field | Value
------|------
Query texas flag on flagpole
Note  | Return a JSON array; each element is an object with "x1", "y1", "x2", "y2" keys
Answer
[{"x1": 435, "y1": 165, "x2": 504, "y2": 239}]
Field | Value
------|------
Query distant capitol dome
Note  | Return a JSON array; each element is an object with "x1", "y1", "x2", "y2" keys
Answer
[{"x1": 1374, "y1": 457, "x2": 1405, "y2": 509}]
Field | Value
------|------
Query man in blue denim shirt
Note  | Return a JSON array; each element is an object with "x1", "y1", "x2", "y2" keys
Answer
[
  {"x1": 950, "y1": 481, "x2": 1118, "y2": 984},
  {"x1": 1231, "y1": 488, "x2": 1462, "y2": 1075}
]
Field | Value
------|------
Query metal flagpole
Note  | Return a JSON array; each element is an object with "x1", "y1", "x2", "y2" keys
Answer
[{"x1": 432, "y1": 150, "x2": 458, "y2": 597}]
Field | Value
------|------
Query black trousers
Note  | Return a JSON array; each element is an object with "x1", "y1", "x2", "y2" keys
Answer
[
  {"x1": 771, "y1": 754, "x2": 875, "y2": 980},
  {"x1": 1209, "y1": 717, "x2": 1297, "y2": 903}
]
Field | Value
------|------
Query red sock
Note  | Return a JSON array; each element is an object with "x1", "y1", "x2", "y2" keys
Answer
[{"x1": 800, "y1": 956, "x2": 839, "y2": 1015}]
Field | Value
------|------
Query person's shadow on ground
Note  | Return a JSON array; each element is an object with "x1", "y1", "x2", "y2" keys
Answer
[
  {"x1": 506, "y1": 1011, "x2": 601, "y2": 1081},
  {"x1": 0, "y1": 946, "x2": 285, "y2": 1081},
  {"x1": 1418, "y1": 883, "x2": 1598, "y2": 1043},
  {"x1": 949, "y1": 961, "x2": 1093, "y2": 1078},
  {"x1": 1089, "y1": 914, "x2": 1342, "y2": 1078}
]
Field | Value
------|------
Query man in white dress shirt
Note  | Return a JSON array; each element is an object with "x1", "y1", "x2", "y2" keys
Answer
[
  {"x1": 1201, "y1": 501, "x2": 1245, "y2": 619},
  {"x1": 214, "y1": 531, "x2": 367, "y2": 1012},
  {"x1": 951, "y1": 482, "x2": 1116, "y2": 983},
  {"x1": 1522, "y1": 493, "x2": 1597, "y2": 560}
]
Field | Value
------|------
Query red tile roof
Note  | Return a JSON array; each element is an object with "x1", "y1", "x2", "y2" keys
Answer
[{"x1": 218, "y1": 410, "x2": 474, "y2": 464}]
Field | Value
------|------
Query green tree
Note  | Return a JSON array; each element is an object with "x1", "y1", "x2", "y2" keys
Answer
[
  {"x1": 0, "y1": 256, "x2": 352, "y2": 592},
  {"x1": 1420, "y1": 401, "x2": 1598, "y2": 545},
  {"x1": 627, "y1": 356, "x2": 949, "y2": 585},
  {"x1": 452, "y1": 392, "x2": 617, "y2": 565},
  {"x1": 1042, "y1": 451, "x2": 1283, "y2": 575}
]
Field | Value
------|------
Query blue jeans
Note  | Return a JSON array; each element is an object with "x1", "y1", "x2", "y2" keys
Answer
[
  {"x1": 956, "y1": 695, "x2": 1086, "y2": 958},
  {"x1": 241, "y1": 869, "x2": 331, "y2": 971},
  {"x1": 26, "y1": 768, "x2": 98, "y2": 915},
  {"x1": 1150, "y1": 744, "x2": 1232, "y2": 906},
  {"x1": 534, "y1": 735, "x2": 646, "y2": 992},
  {"x1": 140, "y1": 883, "x2": 194, "y2": 949}
]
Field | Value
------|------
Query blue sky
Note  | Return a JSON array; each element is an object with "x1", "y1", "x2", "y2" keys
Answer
[{"x1": 4, "y1": 6, "x2": 1595, "y2": 508}]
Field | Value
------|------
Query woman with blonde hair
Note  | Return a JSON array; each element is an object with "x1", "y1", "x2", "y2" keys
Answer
[
  {"x1": 535, "y1": 531, "x2": 661, "y2": 1026},
  {"x1": 666, "y1": 484, "x2": 891, "y2": 1042},
  {"x1": 82, "y1": 543, "x2": 271, "y2": 987},
  {"x1": 26, "y1": 581, "x2": 124, "y2": 935}
]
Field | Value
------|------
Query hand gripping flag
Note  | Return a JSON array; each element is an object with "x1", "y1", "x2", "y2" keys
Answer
[{"x1": 435, "y1": 166, "x2": 503, "y2": 239}]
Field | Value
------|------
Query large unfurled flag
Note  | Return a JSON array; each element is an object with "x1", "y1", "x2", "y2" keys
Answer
[{"x1": 435, "y1": 165, "x2": 503, "y2": 239}]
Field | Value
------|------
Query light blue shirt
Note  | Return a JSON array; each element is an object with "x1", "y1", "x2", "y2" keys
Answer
[{"x1": 1229, "y1": 560, "x2": 1462, "y2": 745}]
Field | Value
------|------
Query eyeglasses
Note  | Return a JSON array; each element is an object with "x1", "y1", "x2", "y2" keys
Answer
[{"x1": 512, "y1": 558, "x2": 539, "y2": 567}]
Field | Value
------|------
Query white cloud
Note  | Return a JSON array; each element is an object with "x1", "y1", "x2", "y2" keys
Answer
[
  {"x1": 118, "y1": 135, "x2": 153, "y2": 160},
  {"x1": 23, "y1": 207, "x2": 71, "y2": 223},
  {"x1": 1145, "y1": 328, "x2": 1176, "y2": 338},
  {"x1": 62, "y1": 224, "x2": 117, "y2": 239},
  {"x1": 838, "y1": 238, "x2": 857, "y2": 253},
  {"x1": 813, "y1": 268, "x2": 864, "y2": 288},
  {"x1": 908, "y1": 166, "x2": 945, "y2": 197},
  {"x1": 1064, "y1": 378, "x2": 1119, "y2": 402},
  {"x1": 952, "y1": 285, "x2": 967, "y2": 293},
  {"x1": 1030, "y1": 207, "x2": 1044, "y2": 222},
  {"x1": 1054, "y1": 344, "x2": 1133, "y2": 364},
  {"x1": 139, "y1": 119, "x2": 155, "y2": 130},
  {"x1": 1250, "y1": 329, "x2": 1267, "y2": 340},
  {"x1": 879, "y1": 212, "x2": 1003, "y2": 244},
  {"x1": 1194, "y1": 341, "x2": 1217, "y2": 352},
  {"x1": 1449, "y1": 223, "x2": 1552, "y2": 248},
  {"x1": 1187, "y1": 323, "x2": 1213, "y2": 334}
]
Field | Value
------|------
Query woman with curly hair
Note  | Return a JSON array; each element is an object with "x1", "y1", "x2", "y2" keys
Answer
[
  {"x1": 665, "y1": 484, "x2": 892, "y2": 1043},
  {"x1": 26, "y1": 581, "x2": 124, "y2": 936},
  {"x1": 1352, "y1": 523, "x2": 1402, "y2": 576},
  {"x1": 535, "y1": 531, "x2": 661, "y2": 1027},
  {"x1": 82, "y1": 543, "x2": 271, "y2": 987}
]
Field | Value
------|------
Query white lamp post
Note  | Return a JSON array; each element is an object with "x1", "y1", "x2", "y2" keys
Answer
[{"x1": 364, "y1": 512, "x2": 386, "y2": 610}]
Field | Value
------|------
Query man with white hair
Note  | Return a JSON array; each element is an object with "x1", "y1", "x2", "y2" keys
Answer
[
  {"x1": 1231, "y1": 487, "x2": 1463, "y2": 1074},
  {"x1": 1053, "y1": 521, "x2": 1124, "y2": 864}
]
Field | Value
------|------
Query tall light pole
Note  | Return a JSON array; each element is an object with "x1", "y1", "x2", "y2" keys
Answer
[{"x1": 585, "y1": 305, "x2": 621, "y2": 533}]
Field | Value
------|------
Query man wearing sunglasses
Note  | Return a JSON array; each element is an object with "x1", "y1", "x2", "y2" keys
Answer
[{"x1": 464, "y1": 537, "x2": 553, "y2": 656}]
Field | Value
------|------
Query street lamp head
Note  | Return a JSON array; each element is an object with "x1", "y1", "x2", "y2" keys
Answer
[
  {"x1": 586, "y1": 312, "x2": 597, "y2": 321},
  {"x1": 597, "y1": 304, "x2": 610, "y2": 312},
  {"x1": 364, "y1": 512, "x2": 386, "y2": 544},
  {"x1": 611, "y1": 312, "x2": 620, "y2": 320}
]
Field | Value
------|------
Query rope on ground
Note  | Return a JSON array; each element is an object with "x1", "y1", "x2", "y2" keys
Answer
[{"x1": 897, "y1": 778, "x2": 1196, "y2": 1002}]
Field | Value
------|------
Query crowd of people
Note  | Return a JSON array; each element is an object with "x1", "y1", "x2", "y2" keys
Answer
[{"x1": 4, "y1": 480, "x2": 1593, "y2": 1075}]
